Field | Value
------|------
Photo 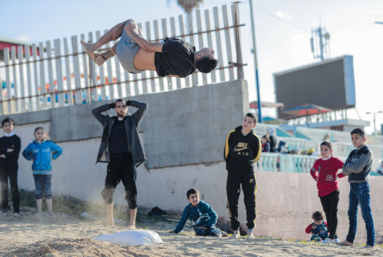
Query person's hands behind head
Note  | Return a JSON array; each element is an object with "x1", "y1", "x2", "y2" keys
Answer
[
  {"x1": 109, "y1": 102, "x2": 116, "y2": 109},
  {"x1": 126, "y1": 100, "x2": 132, "y2": 106}
]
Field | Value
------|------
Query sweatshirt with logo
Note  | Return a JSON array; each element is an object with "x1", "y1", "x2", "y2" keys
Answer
[
  {"x1": 224, "y1": 126, "x2": 261, "y2": 173},
  {"x1": 22, "y1": 139, "x2": 63, "y2": 175},
  {"x1": 310, "y1": 156, "x2": 345, "y2": 197}
]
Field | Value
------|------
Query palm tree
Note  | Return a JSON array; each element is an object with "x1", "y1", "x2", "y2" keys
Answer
[{"x1": 177, "y1": 0, "x2": 203, "y2": 13}]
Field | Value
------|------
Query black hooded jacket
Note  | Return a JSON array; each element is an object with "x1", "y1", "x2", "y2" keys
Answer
[
  {"x1": 92, "y1": 101, "x2": 148, "y2": 167},
  {"x1": 224, "y1": 126, "x2": 261, "y2": 173}
]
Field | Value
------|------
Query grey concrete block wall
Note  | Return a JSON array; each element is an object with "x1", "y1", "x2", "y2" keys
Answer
[{"x1": 0, "y1": 79, "x2": 249, "y2": 168}]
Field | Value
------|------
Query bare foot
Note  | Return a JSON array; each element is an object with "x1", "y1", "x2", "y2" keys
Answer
[
  {"x1": 222, "y1": 231, "x2": 228, "y2": 237},
  {"x1": 80, "y1": 40, "x2": 97, "y2": 54},
  {"x1": 231, "y1": 230, "x2": 240, "y2": 239},
  {"x1": 80, "y1": 40, "x2": 98, "y2": 64},
  {"x1": 338, "y1": 240, "x2": 353, "y2": 246},
  {"x1": 127, "y1": 224, "x2": 136, "y2": 230},
  {"x1": 247, "y1": 231, "x2": 255, "y2": 240},
  {"x1": 48, "y1": 212, "x2": 54, "y2": 217}
]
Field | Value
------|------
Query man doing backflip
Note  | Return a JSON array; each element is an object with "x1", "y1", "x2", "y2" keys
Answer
[{"x1": 81, "y1": 19, "x2": 218, "y2": 78}]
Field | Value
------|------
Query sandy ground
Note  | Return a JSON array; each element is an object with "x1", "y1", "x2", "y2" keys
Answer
[{"x1": 1, "y1": 208, "x2": 382, "y2": 257}]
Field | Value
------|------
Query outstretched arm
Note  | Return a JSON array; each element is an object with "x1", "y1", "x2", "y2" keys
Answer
[
  {"x1": 125, "y1": 22, "x2": 164, "y2": 52},
  {"x1": 174, "y1": 209, "x2": 189, "y2": 233}
]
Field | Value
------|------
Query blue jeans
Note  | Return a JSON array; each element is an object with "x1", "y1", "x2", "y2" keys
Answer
[
  {"x1": 33, "y1": 175, "x2": 52, "y2": 199},
  {"x1": 346, "y1": 182, "x2": 375, "y2": 246},
  {"x1": 194, "y1": 226, "x2": 223, "y2": 237}
]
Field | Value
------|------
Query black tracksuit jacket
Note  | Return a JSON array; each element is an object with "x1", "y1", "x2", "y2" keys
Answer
[{"x1": 224, "y1": 126, "x2": 261, "y2": 173}]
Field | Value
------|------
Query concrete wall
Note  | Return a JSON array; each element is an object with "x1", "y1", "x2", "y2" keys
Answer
[{"x1": 2, "y1": 79, "x2": 249, "y2": 169}]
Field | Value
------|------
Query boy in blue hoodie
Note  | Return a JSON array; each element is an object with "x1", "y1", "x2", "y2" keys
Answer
[
  {"x1": 22, "y1": 127, "x2": 63, "y2": 216},
  {"x1": 169, "y1": 188, "x2": 227, "y2": 237}
]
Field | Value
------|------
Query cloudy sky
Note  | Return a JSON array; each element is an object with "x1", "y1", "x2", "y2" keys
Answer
[{"x1": 1, "y1": 0, "x2": 383, "y2": 133}]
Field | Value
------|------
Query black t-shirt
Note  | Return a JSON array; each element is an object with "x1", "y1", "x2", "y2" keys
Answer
[
  {"x1": 154, "y1": 38, "x2": 196, "y2": 78},
  {"x1": 109, "y1": 118, "x2": 129, "y2": 155}
]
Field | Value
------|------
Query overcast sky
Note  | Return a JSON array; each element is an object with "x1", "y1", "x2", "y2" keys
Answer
[{"x1": 1, "y1": 0, "x2": 383, "y2": 134}]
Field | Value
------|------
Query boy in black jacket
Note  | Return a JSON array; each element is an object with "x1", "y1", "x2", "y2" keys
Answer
[
  {"x1": 0, "y1": 118, "x2": 21, "y2": 217},
  {"x1": 224, "y1": 113, "x2": 261, "y2": 239}
]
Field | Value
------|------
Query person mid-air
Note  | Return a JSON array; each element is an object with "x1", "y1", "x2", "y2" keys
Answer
[{"x1": 81, "y1": 19, "x2": 218, "y2": 78}]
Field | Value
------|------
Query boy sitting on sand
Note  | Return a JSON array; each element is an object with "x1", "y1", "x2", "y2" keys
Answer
[
  {"x1": 305, "y1": 211, "x2": 330, "y2": 243},
  {"x1": 169, "y1": 188, "x2": 228, "y2": 237}
]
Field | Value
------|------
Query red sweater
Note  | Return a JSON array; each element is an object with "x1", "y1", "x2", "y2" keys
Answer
[
  {"x1": 305, "y1": 222, "x2": 328, "y2": 234},
  {"x1": 310, "y1": 157, "x2": 345, "y2": 197}
]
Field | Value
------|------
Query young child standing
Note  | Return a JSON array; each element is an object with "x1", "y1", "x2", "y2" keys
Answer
[
  {"x1": 339, "y1": 128, "x2": 375, "y2": 248},
  {"x1": 305, "y1": 211, "x2": 329, "y2": 242},
  {"x1": 224, "y1": 113, "x2": 261, "y2": 239},
  {"x1": 0, "y1": 118, "x2": 21, "y2": 217},
  {"x1": 310, "y1": 141, "x2": 345, "y2": 243},
  {"x1": 22, "y1": 127, "x2": 63, "y2": 216},
  {"x1": 169, "y1": 188, "x2": 227, "y2": 237}
]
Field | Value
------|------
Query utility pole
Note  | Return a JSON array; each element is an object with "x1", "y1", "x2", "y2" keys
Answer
[
  {"x1": 366, "y1": 111, "x2": 383, "y2": 136},
  {"x1": 249, "y1": 0, "x2": 262, "y2": 123}
]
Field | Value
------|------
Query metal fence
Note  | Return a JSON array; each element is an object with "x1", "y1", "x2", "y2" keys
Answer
[{"x1": 0, "y1": 4, "x2": 244, "y2": 115}]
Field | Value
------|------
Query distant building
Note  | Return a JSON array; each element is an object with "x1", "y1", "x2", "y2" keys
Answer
[{"x1": 0, "y1": 35, "x2": 41, "y2": 61}]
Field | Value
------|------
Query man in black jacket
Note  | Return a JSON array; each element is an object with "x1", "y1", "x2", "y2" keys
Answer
[
  {"x1": 92, "y1": 99, "x2": 148, "y2": 228},
  {"x1": 224, "y1": 113, "x2": 261, "y2": 239},
  {"x1": 0, "y1": 118, "x2": 21, "y2": 217}
]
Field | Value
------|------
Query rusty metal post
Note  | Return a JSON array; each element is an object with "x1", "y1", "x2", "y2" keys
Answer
[{"x1": 232, "y1": 2, "x2": 244, "y2": 79}]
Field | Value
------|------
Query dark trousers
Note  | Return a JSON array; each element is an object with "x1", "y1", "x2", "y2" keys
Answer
[
  {"x1": 226, "y1": 172, "x2": 257, "y2": 230},
  {"x1": 0, "y1": 168, "x2": 20, "y2": 213},
  {"x1": 102, "y1": 157, "x2": 137, "y2": 209},
  {"x1": 33, "y1": 175, "x2": 52, "y2": 199},
  {"x1": 346, "y1": 182, "x2": 375, "y2": 246},
  {"x1": 319, "y1": 190, "x2": 339, "y2": 239},
  {"x1": 194, "y1": 226, "x2": 223, "y2": 237}
]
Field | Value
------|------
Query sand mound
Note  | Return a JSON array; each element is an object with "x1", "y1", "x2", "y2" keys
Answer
[{"x1": 6, "y1": 238, "x2": 166, "y2": 257}]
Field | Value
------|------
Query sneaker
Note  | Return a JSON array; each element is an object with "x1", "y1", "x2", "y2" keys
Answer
[
  {"x1": 338, "y1": 240, "x2": 354, "y2": 246},
  {"x1": 321, "y1": 238, "x2": 333, "y2": 244},
  {"x1": 13, "y1": 213, "x2": 20, "y2": 217},
  {"x1": 334, "y1": 238, "x2": 340, "y2": 244}
]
